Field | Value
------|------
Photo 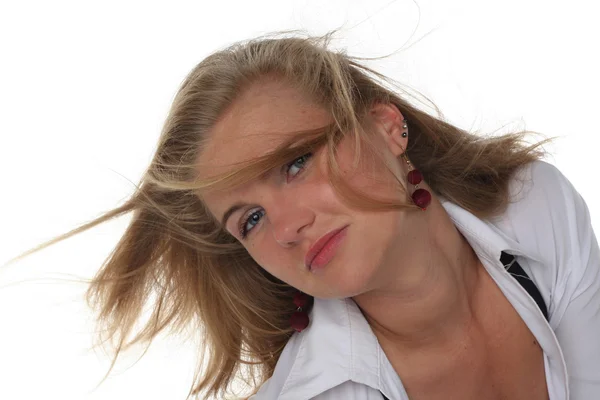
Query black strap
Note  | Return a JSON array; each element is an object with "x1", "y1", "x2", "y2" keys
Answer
[{"x1": 500, "y1": 251, "x2": 548, "y2": 321}]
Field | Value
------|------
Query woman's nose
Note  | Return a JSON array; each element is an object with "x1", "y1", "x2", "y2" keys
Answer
[{"x1": 268, "y1": 199, "x2": 314, "y2": 247}]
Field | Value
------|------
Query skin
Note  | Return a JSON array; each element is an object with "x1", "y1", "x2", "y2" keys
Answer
[{"x1": 197, "y1": 79, "x2": 548, "y2": 399}]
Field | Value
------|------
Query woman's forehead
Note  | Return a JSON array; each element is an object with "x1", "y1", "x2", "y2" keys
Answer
[{"x1": 196, "y1": 80, "x2": 331, "y2": 178}]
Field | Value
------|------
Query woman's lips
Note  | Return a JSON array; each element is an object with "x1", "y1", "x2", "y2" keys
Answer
[{"x1": 305, "y1": 226, "x2": 348, "y2": 271}]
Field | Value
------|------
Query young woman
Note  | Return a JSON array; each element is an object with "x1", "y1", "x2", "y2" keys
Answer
[{"x1": 11, "y1": 32, "x2": 599, "y2": 399}]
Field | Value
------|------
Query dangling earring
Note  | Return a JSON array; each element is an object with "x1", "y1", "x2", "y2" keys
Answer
[
  {"x1": 290, "y1": 291, "x2": 311, "y2": 332},
  {"x1": 400, "y1": 119, "x2": 431, "y2": 210}
]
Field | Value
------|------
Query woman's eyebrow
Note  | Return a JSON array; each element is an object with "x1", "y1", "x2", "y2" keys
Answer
[
  {"x1": 221, "y1": 202, "x2": 248, "y2": 227},
  {"x1": 219, "y1": 167, "x2": 278, "y2": 227}
]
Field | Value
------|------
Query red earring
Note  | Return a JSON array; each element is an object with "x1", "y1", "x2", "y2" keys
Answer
[
  {"x1": 400, "y1": 126, "x2": 431, "y2": 210},
  {"x1": 290, "y1": 291, "x2": 310, "y2": 332}
]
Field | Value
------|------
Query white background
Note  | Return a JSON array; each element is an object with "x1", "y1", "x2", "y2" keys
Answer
[{"x1": 0, "y1": 1, "x2": 598, "y2": 399}]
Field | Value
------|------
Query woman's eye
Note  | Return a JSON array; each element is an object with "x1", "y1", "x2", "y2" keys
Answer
[
  {"x1": 286, "y1": 153, "x2": 313, "y2": 179},
  {"x1": 239, "y1": 209, "x2": 265, "y2": 239},
  {"x1": 237, "y1": 153, "x2": 313, "y2": 240}
]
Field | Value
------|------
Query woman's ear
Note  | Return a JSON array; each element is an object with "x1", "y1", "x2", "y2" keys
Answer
[{"x1": 369, "y1": 103, "x2": 408, "y2": 157}]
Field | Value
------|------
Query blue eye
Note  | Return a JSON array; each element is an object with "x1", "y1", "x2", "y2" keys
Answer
[
  {"x1": 286, "y1": 153, "x2": 313, "y2": 179},
  {"x1": 239, "y1": 209, "x2": 265, "y2": 238}
]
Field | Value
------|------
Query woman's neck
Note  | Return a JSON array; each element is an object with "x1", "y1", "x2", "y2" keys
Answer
[{"x1": 352, "y1": 199, "x2": 484, "y2": 351}]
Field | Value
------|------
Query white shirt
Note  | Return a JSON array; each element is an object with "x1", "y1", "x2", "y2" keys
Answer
[{"x1": 250, "y1": 160, "x2": 600, "y2": 400}]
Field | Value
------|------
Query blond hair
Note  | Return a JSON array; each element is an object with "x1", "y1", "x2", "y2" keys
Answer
[{"x1": 6, "y1": 30, "x2": 550, "y2": 399}]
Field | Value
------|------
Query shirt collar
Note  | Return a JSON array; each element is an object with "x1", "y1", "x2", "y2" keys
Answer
[
  {"x1": 440, "y1": 199, "x2": 544, "y2": 264},
  {"x1": 278, "y1": 296, "x2": 390, "y2": 398}
]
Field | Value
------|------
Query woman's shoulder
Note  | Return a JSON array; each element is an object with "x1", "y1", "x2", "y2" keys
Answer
[
  {"x1": 485, "y1": 159, "x2": 592, "y2": 281},
  {"x1": 499, "y1": 159, "x2": 587, "y2": 248},
  {"x1": 499, "y1": 159, "x2": 597, "y2": 304},
  {"x1": 506, "y1": 159, "x2": 576, "y2": 214},
  {"x1": 249, "y1": 331, "x2": 306, "y2": 399}
]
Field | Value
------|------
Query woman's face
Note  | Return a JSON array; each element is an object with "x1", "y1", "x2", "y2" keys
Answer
[{"x1": 198, "y1": 79, "x2": 415, "y2": 299}]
